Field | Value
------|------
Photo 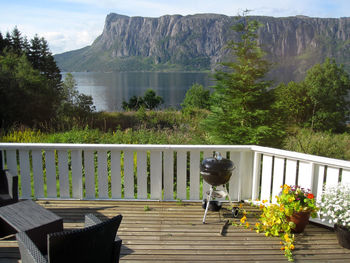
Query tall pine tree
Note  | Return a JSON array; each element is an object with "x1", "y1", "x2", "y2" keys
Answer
[{"x1": 203, "y1": 12, "x2": 282, "y2": 146}]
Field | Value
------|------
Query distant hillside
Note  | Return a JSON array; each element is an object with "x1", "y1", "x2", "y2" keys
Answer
[{"x1": 54, "y1": 13, "x2": 350, "y2": 83}]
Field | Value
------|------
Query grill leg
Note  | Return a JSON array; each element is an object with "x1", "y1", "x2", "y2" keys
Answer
[
  {"x1": 202, "y1": 186, "x2": 213, "y2": 224},
  {"x1": 223, "y1": 185, "x2": 239, "y2": 218},
  {"x1": 223, "y1": 185, "x2": 232, "y2": 208}
]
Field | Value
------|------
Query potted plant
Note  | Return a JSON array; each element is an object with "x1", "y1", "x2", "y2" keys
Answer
[
  {"x1": 319, "y1": 183, "x2": 350, "y2": 249},
  {"x1": 239, "y1": 184, "x2": 318, "y2": 261},
  {"x1": 277, "y1": 184, "x2": 318, "y2": 233}
]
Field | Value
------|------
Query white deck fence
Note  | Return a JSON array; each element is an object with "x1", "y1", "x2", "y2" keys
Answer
[{"x1": 1, "y1": 143, "x2": 350, "y2": 203}]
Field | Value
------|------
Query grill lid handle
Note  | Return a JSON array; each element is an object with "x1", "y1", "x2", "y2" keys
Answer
[{"x1": 214, "y1": 151, "x2": 222, "y2": 161}]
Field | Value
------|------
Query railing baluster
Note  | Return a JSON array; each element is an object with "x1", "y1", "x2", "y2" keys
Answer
[
  {"x1": 163, "y1": 149, "x2": 174, "y2": 200},
  {"x1": 228, "y1": 152, "x2": 240, "y2": 201},
  {"x1": 298, "y1": 161, "x2": 313, "y2": 190},
  {"x1": 137, "y1": 150, "x2": 147, "y2": 199},
  {"x1": 71, "y1": 149, "x2": 83, "y2": 199},
  {"x1": 150, "y1": 150, "x2": 162, "y2": 200},
  {"x1": 316, "y1": 165, "x2": 326, "y2": 203},
  {"x1": 326, "y1": 167, "x2": 340, "y2": 186},
  {"x1": 285, "y1": 159, "x2": 297, "y2": 185},
  {"x1": 58, "y1": 150, "x2": 70, "y2": 198},
  {"x1": 0, "y1": 150, "x2": 4, "y2": 170},
  {"x1": 124, "y1": 150, "x2": 134, "y2": 199},
  {"x1": 32, "y1": 150, "x2": 44, "y2": 198},
  {"x1": 189, "y1": 150, "x2": 200, "y2": 200},
  {"x1": 45, "y1": 150, "x2": 57, "y2": 198},
  {"x1": 251, "y1": 152, "x2": 261, "y2": 201},
  {"x1": 241, "y1": 151, "x2": 254, "y2": 200},
  {"x1": 272, "y1": 157, "x2": 285, "y2": 203},
  {"x1": 341, "y1": 169, "x2": 350, "y2": 184},
  {"x1": 84, "y1": 150, "x2": 95, "y2": 199},
  {"x1": 176, "y1": 150, "x2": 187, "y2": 200},
  {"x1": 6, "y1": 150, "x2": 17, "y2": 176},
  {"x1": 202, "y1": 150, "x2": 212, "y2": 200},
  {"x1": 110, "y1": 150, "x2": 121, "y2": 199},
  {"x1": 260, "y1": 155, "x2": 273, "y2": 202},
  {"x1": 97, "y1": 150, "x2": 108, "y2": 199},
  {"x1": 19, "y1": 150, "x2": 31, "y2": 199}
]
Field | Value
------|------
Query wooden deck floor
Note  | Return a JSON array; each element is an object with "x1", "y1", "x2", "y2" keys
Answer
[{"x1": 1, "y1": 200, "x2": 350, "y2": 263}]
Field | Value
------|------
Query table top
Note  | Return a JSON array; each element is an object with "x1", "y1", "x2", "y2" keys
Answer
[{"x1": 0, "y1": 200, "x2": 62, "y2": 232}]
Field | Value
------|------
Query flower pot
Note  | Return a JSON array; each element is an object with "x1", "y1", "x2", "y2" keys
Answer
[
  {"x1": 334, "y1": 224, "x2": 350, "y2": 249},
  {"x1": 287, "y1": 211, "x2": 311, "y2": 233}
]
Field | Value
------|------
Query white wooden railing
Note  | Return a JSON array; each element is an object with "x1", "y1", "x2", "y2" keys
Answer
[{"x1": 1, "y1": 143, "x2": 350, "y2": 205}]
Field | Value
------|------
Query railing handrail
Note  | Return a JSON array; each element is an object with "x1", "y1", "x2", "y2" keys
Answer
[
  {"x1": 252, "y1": 145, "x2": 350, "y2": 169},
  {"x1": 0, "y1": 143, "x2": 253, "y2": 151}
]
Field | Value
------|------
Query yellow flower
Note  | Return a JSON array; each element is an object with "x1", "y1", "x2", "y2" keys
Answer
[
  {"x1": 262, "y1": 199, "x2": 268, "y2": 204},
  {"x1": 240, "y1": 216, "x2": 247, "y2": 224},
  {"x1": 290, "y1": 244, "x2": 295, "y2": 250},
  {"x1": 245, "y1": 222, "x2": 250, "y2": 228}
]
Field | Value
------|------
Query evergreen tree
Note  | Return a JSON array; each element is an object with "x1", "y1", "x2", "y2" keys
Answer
[
  {"x1": 202, "y1": 12, "x2": 281, "y2": 145},
  {"x1": 10, "y1": 27, "x2": 25, "y2": 55},
  {"x1": 0, "y1": 33, "x2": 6, "y2": 54},
  {"x1": 28, "y1": 35, "x2": 42, "y2": 70}
]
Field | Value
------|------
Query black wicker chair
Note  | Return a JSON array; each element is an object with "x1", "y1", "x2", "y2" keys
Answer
[
  {"x1": 16, "y1": 213, "x2": 123, "y2": 263},
  {"x1": 0, "y1": 169, "x2": 18, "y2": 207}
]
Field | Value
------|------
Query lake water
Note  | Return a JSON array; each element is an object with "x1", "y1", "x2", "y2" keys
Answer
[{"x1": 68, "y1": 72, "x2": 214, "y2": 112}]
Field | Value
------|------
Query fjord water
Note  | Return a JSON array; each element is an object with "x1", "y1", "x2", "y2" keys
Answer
[{"x1": 69, "y1": 72, "x2": 213, "y2": 112}]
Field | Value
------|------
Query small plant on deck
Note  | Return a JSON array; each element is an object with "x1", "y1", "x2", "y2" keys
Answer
[
  {"x1": 318, "y1": 183, "x2": 350, "y2": 229},
  {"x1": 237, "y1": 184, "x2": 318, "y2": 261}
]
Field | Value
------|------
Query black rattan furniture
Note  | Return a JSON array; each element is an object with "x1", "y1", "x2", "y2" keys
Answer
[
  {"x1": 0, "y1": 200, "x2": 63, "y2": 252},
  {"x1": 0, "y1": 169, "x2": 18, "y2": 207},
  {"x1": 16, "y1": 213, "x2": 123, "y2": 263}
]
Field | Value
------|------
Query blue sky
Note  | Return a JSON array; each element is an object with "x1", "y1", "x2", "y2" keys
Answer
[{"x1": 0, "y1": 0, "x2": 349, "y2": 54}]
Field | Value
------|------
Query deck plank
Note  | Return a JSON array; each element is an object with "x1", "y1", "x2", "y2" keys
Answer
[{"x1": 0, "y1": 200, "x2": 349, "y2": 263}]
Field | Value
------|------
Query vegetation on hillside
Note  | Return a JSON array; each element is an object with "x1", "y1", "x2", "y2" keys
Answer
[{"x1": 0, "y1": 28, "x2": 94, "y2": 131}]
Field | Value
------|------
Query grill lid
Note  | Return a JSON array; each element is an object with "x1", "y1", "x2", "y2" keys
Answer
[{"x1": 200, "y1": 152, "x2": 234, "y2": 172}]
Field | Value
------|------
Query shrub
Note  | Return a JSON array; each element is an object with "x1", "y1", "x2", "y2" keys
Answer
[{"x1": 283, "y1": 128, "x2": 350, "y2": 160}]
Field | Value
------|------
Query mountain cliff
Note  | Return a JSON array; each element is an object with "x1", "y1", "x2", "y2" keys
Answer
[{"x1": 54, "y1": 13, "x2": 350, "y2": 83}]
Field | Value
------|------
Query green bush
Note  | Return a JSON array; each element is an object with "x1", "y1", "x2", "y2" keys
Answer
[{"x1": 283, "y1": 128, "x2": 350, "y2": 160}]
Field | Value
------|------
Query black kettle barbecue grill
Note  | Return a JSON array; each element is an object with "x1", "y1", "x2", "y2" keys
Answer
[{"x1": 200, "y1": 152, "x2": 239, "y2": 223}]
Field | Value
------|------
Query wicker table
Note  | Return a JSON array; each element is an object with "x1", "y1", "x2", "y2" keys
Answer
[{"x1": 0, "y1": 200, "x2": 63, "y2": 253}]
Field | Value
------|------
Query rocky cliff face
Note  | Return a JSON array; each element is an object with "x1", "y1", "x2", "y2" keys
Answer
[{"x1": 54, "y1": 13, "x2": 350, "y2": 83}]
